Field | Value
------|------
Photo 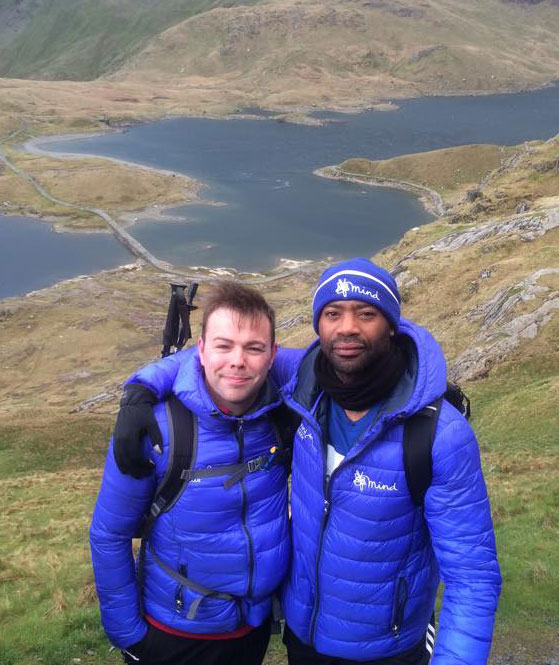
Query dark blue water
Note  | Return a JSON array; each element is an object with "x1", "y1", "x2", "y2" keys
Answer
[
  {"x1": 0, "y1": 216, "x2": 131, "y2": 298},
  {"x1": 4, "y1": 85, "x2": 559, "y2": 298}
]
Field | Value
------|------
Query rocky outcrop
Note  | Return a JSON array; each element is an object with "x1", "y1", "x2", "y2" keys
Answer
[
  {"x1": 450, "y1": 269, "x2": 559, "y2": 381},
  {"x1": 418, "y1": 208, "x2": 559, "y2": 254}
]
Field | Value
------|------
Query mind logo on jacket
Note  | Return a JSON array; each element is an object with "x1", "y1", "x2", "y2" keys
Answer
[{"x1": 353, "y1": 469, "x2": 398, "y2": 493}]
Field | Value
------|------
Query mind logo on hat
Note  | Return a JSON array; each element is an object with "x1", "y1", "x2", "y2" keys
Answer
[{"x1": 335, "y1": 277, "x2": 380, "y2": 301}]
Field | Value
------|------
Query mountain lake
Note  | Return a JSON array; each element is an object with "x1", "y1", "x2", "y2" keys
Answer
[{"x1": 2, "y1": 84, "x2": 559, "y2": 299}]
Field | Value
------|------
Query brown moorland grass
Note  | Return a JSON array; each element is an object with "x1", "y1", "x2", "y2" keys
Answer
[{"x1": 0, "y1": 145, "x2": 202, "y2": 230}]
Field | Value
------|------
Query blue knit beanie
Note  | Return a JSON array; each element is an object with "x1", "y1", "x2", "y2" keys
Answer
[{"x1": 312, "y1": 257, "x2": 401, "y2": 332}]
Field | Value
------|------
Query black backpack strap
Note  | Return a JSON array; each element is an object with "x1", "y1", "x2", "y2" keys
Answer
[
  {"x1": 403, "y1": 398, "x2": 443, "y2": 507},
  {"x1": 137, "y1": 394, "x2": 195, "y2": 615}
]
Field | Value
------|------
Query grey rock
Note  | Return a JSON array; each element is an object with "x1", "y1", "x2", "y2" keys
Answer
[
  {"x1": 417, "y1": 208, "x2": 559, "y2": 254},
  {"x1": 465, "y1": 187, "x2": 482, "y2": 202},
  {"x1": 450, "y1": 269, "x2": 559, "y2": 381},
  {"x1": 395, "y1": 269, "x2": 419, "y2": 290},
  {"x1": 277, "y1": 313, "x2": 304, "y2": 330}
]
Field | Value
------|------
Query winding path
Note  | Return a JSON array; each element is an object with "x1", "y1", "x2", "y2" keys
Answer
[
  {"x1": 1, "y1": 128, "x2": 322, "y2": 285},
  {"x1": 1, "y1": 133, "x2": 175, "y2": 273}
]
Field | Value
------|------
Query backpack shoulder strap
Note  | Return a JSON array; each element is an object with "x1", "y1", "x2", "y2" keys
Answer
[
  {"x1": 444, "y1": 381, "x2": 471, "y2": 420},
  {"x1": 137, "y1": 394, "x2": 195, "y2": 614},
  {"x1": 403, "y1": 398, "x2": 443, "y2": 507},
  {"x1": 152, "y1": 393, "x2": 196, "y2": 514}
]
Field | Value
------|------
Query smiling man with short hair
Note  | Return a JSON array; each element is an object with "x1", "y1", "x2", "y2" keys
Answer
[{"x1": 90, "y1": 281, "x2": 289, "y2": 665}]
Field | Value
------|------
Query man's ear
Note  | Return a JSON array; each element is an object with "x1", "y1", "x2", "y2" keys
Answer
[
  {"x1": 269, "y1": 342, "x2": 278, "y2": 368},
  {"x1": 198, "y1": 336, "x2": 205, "y2": 365}
]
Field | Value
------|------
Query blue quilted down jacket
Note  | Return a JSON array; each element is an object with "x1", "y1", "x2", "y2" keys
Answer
[
  {"x1": 89, "y1": 347, "x2": 290, "y2": 648},
  {"x1": 277, "y1": 319, "x2": 501, "y2": 663},
  {"x1": 127, "y1": 321, "x2": 502, "y2": 663}
]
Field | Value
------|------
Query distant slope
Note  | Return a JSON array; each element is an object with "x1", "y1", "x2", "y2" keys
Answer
[
  {"x1": 0, "y1": 0, "x2": 263, "y2": 80},
  {"x1": 113, "y1": 0, "x2": 559, "y2": 105}
]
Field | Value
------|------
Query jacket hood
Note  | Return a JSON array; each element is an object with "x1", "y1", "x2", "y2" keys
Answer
[
  {"x1": 172, "y1": 345, "x2": 282, "y2": 420},
  {"x1": 282, "y1": 317, "x2": 447, "y2": 422}
]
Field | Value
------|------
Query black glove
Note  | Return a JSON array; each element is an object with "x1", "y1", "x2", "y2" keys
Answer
[{"x1": 113, "y1": 383, "x2": 163, "y2": 478}]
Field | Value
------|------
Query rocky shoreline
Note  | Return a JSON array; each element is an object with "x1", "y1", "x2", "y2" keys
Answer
[{"x1": 314, "y1": 165, "x2": 446, "y2": 218}]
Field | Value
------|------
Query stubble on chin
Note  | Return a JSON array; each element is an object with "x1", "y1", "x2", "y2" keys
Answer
[{"x1": 321, "y1": 336, "x2": 391, "y2": 382}]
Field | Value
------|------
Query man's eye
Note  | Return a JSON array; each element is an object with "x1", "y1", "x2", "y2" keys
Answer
[
  {"x1": 324, "y1": 310, "x2": 339, "y2": 317},
  {"x1": 248, "y1": 346, "x2": 265, "y2": 353},
  {"x1": 360, "y1": 311, "x2": 376, "y2": 318}
]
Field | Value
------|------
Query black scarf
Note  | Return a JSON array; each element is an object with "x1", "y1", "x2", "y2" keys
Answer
[{"x1": 314, "y1": 340, "x2": 407, "y2": 411}]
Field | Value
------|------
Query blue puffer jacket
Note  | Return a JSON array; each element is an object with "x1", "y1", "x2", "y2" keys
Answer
[
  {"x1": 89, "y1": 346, "x2": 290, "y2": 648},
  {"x1": 278, "y1": 319, "x2": 501, "y2": 664}
]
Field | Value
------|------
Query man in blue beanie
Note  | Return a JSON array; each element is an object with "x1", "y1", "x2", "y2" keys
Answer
[{"x1": 110, "y1": 258, "x2": 501, "y2": 665}]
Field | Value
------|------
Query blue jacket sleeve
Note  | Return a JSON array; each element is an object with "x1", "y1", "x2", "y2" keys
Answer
[
  {"x1": 126, "y1": 350, "x2": 186, "y2": 399},
  {"x1": 425, "y1": 411, "x2": 502, "y2": 665},
  {"x1": 271, "y1": 346, "x2": 305, "y2": 388},
  {"x1": 89, "y1": 439, "x2": 156, "y2": 648}
]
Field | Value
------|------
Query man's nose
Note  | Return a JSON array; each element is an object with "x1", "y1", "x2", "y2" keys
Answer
[
  {"x1": 337, "y1": 313, "x2": 360, "y2": 335},
  {"x1": 229, "y1": 346, "x2": 246, "y2": 366}
]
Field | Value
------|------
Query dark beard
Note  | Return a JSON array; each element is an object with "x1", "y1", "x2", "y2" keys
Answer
[
  {"x1": 319, "y1": 332, "x2": 392, "y2": 383},
  {"x1": 314, "y1": 338, "x2": 408, "y2": 411}
]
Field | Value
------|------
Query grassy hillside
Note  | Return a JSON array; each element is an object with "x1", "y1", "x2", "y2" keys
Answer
[
  {"x1": 1, "y1": 0, "x2": 559, "y2": 112},
  {"x1": 0, "y1": 135, "x2": 558, "y2": 663},
  {"x1": 327, "y1": 137, "x2": 559, "y2": 220},
  {"x1": 0, "y1": 0, "x2": 263, "y2": 81},
  {"x1": 114, "y1": 0, "x2": 559, "y2": 107},
  {"x1": 338, "y1": 145, "x2": 508, "y2": 201}
]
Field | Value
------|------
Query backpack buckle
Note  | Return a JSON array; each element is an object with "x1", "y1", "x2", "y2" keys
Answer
[{"x1": 247, "y1": 457, "x2": 263, "y2": 473}]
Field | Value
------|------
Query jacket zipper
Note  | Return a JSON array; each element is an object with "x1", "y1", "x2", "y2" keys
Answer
[
  {"x1": 174, "y1": 564, "x2": 187, "y2": 613},
  {"x1": 306, "y1": 402, "x2": 390, "y2": 647},
  {"x1": 391, "y1": 577, "x2": 409, "y2": 638},
  {"x1": 236, "y1": 419, "x2": 254, "y2": 597},
  {"x1": 309, "y1": 437, "x2": 342, "y2": 645}
]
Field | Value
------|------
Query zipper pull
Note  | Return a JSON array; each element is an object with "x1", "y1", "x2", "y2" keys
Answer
[
  {"x1": 324, "y1": 499, "x2": 330, "y2": 514},
  {"x1": 175, "y1": 565, "x2": 186, "y2": 612},
  {"x1": 392, "y1": 623, "x2": 400, "y2": 638}
]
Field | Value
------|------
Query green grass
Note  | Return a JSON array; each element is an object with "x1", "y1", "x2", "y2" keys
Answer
[
  {"x1": 0, "y1": 416, "x2": 114, "y2": 663},
  {"x1": 0, "y1": 415, "x2": 112, "y2": 479},
  {"x1": 0, "y1": 0, "x2": 264, "y2": 80},
  {"x1": 464, "y1": 351, "x2": 559, "y2": 651}
]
